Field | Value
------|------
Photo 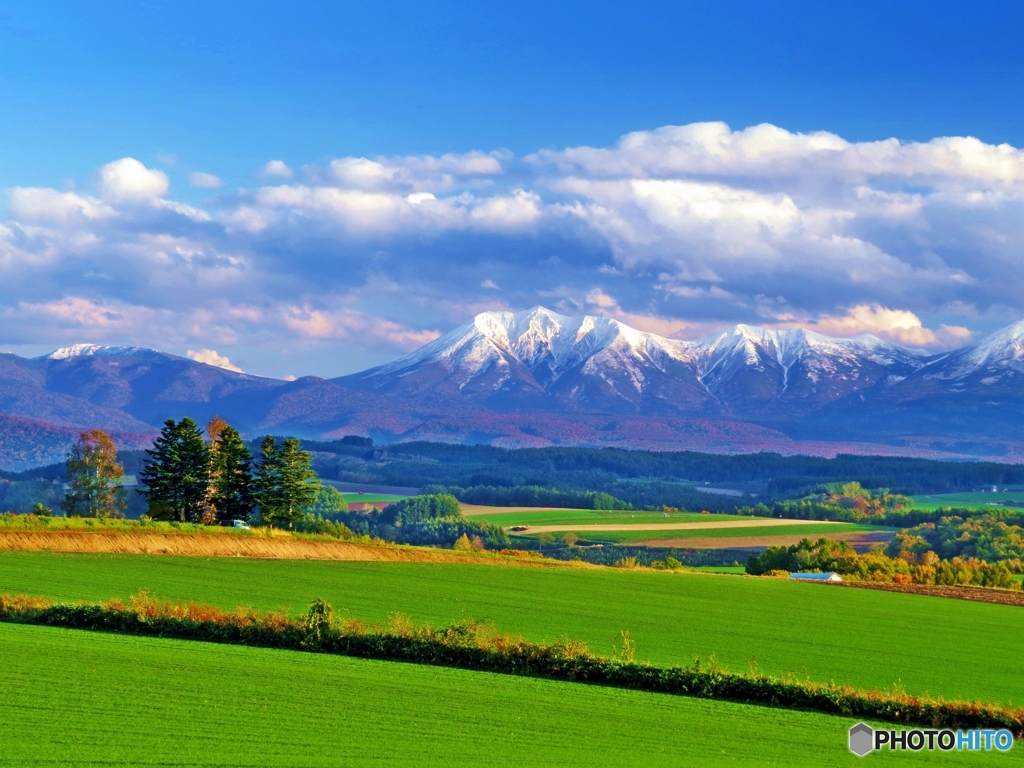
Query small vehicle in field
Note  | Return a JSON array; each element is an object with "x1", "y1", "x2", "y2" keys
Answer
[{"x1": 230, "y1": 519, "x2": 250, "y2": 529}]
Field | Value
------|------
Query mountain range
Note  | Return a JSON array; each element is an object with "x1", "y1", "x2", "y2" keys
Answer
[{"x1": 3, "y1": 307, "x2": 1024, "y2": 469}]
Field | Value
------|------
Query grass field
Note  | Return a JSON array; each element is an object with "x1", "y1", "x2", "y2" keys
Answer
[
  {"x1": 1, "y1": 551, "x2": 1021, "y2": 706},
  {"x1": 2, "y1": 623, "x2": 999, "y2": 767},
  {"x1": 912, "y1": 491, "x2": 1024, "y2": 511},
  {"x1": 556, "y1": 522, "x2": 882, "y2": 544},
  {"x1": 463, "y1": 508, "x2": 754, "y2": 525},
  {"x1": 341, "y1": 493, "x2": 409, "y2": 503}
]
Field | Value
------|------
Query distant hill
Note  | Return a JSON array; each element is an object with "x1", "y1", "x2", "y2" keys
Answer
[{"x1": 3, "y1": 307, "x2": 1024, "y2": 469}]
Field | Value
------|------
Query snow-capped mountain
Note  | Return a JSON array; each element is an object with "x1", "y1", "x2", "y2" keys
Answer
[
  {"x1": 8, "y1": 310, "x2": 1024, "y2": 469},
  {"x1": 45, "y1": 344, "x2": 162, "y2": 361},
  {"x1": 913, "y1": 320, "x2": 1024, "y2": 384},
  {"x1": 692, "y1": 324, "x2": 926, "y2": 409},
  {"x1": 341, "y1": 307, "x2": 927, "y2": 416}
]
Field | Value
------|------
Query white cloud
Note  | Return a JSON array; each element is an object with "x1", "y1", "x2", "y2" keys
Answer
[
  {"x1": 6, "y1": 124, "x2": 1024, "y2": 371},
  {"x1": 785, "y1": 305, "x2": 972, "y2": 348},
  {"x1": 261, "y1": 160, "x2": 293, "y2": 178},
  {"x1": 530, "y1": 122, "x2": 1024, "y2": 186},
  {"x1": 8, "y1": 188, "x2": 114, "y2": 223},
  {"x1": 97, "y1": 158, "x2": 169, "y2": 201},
  {"x1": 186, "y1": 348, "x2": 243, "y2": 372},
  {"x1": 283, "y1": 306, "x2": 440, "y2": 350},
  {"x1": 189, "y1": 171, "x2": 223, "y2": 189}
]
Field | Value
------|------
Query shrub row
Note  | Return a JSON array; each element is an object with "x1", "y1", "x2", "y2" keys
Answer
[{"x1": 1, "y1": 592, "x2": 1021, "y2": 735}]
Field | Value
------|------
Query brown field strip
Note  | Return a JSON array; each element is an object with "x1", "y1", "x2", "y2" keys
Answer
[
  {"x1": 0, "y1": 531, "x2": 581, "y2": 566},
  {"x1": 631, "y1": 530, "x2": 895, "y2": 550},
  {"x1": 833, "y1": 581, "x2": 1024, "y2": 608},
  {"x1": 520, "y1": 519, "x2": 849, "y2": 534}
]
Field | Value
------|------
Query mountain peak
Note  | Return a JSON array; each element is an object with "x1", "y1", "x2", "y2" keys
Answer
[{"x1": 45, "y1": 344, "x2": 160, "y2": 361}]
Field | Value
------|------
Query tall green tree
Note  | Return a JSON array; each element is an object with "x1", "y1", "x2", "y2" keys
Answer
[
  {"x1": 139, "y1": 417, "x2": 211, "y2": 522},
  {"x1": 253, "y1": 436, "x2": 319, "y2": 527},
  {"x1": 208, "y1": 418, "x2": 255, "y2": 522},
  {"x1": 61, "y1": 430, "x2": 126, "y2": 518}
]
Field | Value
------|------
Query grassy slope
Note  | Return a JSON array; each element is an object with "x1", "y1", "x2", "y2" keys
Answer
[
  {"x1": 1, "y1": 552, "x2": 1021, "y2": 705},
  {"x1": 1, "y1": 623, "x2": 996, "y2": 768}
]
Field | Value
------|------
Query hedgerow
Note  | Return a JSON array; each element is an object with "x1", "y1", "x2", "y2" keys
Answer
[{"x1": 1, "y1": 592, "x2": 1020, "y2": 735}]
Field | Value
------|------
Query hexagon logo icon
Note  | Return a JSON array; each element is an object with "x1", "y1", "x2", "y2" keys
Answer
[{"x1": 849, "y1": 722, "x2": 874, "y2": 757}]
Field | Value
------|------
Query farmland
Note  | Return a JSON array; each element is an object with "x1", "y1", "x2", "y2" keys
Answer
[
  {"x1": 1, "y1": 551, "x2": 1021, "y2": 705},
  {"x1": 2, "y1": 622, "x2": 1001, "y2": 767},
  {"x1": 461, "y1": 508, "x2": 754, "y2": 525},
  {"x1": 912, "y1": 491, "x2": 1024, "y2": 511},
  {"x1": 461, "y1": 506, "x2": 888, "y2": 546}
]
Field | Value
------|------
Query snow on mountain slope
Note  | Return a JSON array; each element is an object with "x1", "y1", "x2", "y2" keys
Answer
[
  {"x1": 916, "y1": 320, "x2": 1024, "y2": 382},
  {"x1": 344, "y1": 307, "x2": 926, "y2": 413},
  {"x1": 353, "y1": 307, "x2": 697, "y2": 391},
  {"x1": 45, "y1": 344, "x2": 165, "y2": 360},
  {"x1": 693, "y1": 325, "x2": 926, "y2": 402}
]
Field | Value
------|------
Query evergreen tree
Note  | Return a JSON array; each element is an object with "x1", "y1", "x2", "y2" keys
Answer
[
  {"x1": 209, "y1": 420, "x2": 255, "y2": 522},
  {"x1": 139, "y1": 417, "x2": 211, "y2": 522},
  {"x1": 61, "y1": 430, "x2": 126, "y2": 518},
  {"x1": 254, "y1": 436, "x2": 319, "y2": 527}
]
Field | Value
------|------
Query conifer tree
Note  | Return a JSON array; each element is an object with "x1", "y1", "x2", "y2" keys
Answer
[
  {"x1": 61, "y1": 430, "x2": 126, "y2": 518},
  {"x1": 139, "y1": 417, "x2": 211, "y2": 522},
  {"x1": 208, "y1": 418, "x2": 255, "y2": 522},
  {"x1": 253, "y1": 436, "x2": 319, "y2": 527}
]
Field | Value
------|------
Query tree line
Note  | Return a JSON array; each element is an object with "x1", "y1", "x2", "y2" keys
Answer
[
  {"x1": 61, "y1": 418, "x2": 345, "y2": 526},
  {"x1": 746, "y1": 537, "x2": 1021, "y2": 589}
]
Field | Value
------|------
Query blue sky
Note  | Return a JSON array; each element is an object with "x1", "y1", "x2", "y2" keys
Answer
[{"x1": 1, "y1": 1, "x2": 1023, "y2": 377}]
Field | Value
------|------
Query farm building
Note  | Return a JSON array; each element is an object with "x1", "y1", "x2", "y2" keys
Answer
[{"x1": 789, "y1": 572, "x2": 843, "y2": 583}]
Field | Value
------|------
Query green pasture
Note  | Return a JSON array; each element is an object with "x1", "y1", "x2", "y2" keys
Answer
[
  {"x1": 690, "y1": 565, "x2": 746, "y2": 574},
  {"x1": 1, "y1": 623, "x2": 996, "y2": 767},
  {"x1": 341, "y1": 493, "x2": 407, "y2": 503},
  {"x1": 911, "y1": 491, "x2": 1024, "y2": 511},
  {"x1": 466, "y1": 508, "x2": 755, "y2": 526},
  {"x1": 557, "y1": 522, "x2": 884, "y2": 544},
  {"x1": 1, "y1": 552, "x2": 1021, "y2": 705}
]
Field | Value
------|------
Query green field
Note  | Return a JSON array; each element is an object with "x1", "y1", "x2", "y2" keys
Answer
[
  {"x1": 912, "y1": 491, "x2": 1024, "y2": 511},
  {"x1": 554, "y1": 522, "x2": 883, "y2": 544},
  {"x1": 690, "y1": 565, "x2": 747, "y2": 574},
  {"x1": 1, "y1": 552, "x2": 1021, "y2": 705},
  {"x1": 466, "y1": 509, "x2": 754, "y2": 526},
  {"x1": 3, "y1": 623, "x2": 999, "y2": 767}
]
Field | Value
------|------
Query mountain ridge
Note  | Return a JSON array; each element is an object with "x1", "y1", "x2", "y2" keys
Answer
[{"x1": 5, "y1": 306, "x2": 1024, "y2": 468}]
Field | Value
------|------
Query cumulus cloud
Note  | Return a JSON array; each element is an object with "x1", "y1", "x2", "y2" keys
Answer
[
  {"x1": 8, "y1": 188, "x2": 114, "y2": 223},
  {"x1": 789, "y1": 305, "x2": 972, "y2": 348},
  {"x1": 261, "y1": 160, "x2": 293, "y2": 178},
  {"x1": 282, "y1": 306, "x2": 440, "y2": 350},
  {"x1": 97, "y1": 158, "x2": 169, "y2": 201},
  {"x1": 4, "y1": 123, "x2": 1024, "y2": 375},
  {"x1": 187, "y1": 348, "x2": 243, "y2": 372},
  {"x1": 189, "y1": 171, "x2": 223, "y2": 188}
]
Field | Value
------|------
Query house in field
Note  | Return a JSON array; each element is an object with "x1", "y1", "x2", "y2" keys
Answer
[{"x1": 789, "y1": 572, "x2": 843, "y2": 583}]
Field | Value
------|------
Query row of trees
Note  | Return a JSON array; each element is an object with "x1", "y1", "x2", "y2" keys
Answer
[
  {"x1": 141, "y1": 417, "x2": 321, "y2": 526},
  {"x1": 886, "y1": 513, "x2": 1024, "y2": 563},
  {"x1": 60, "y1": 419, "x2": 338, "y2": 526},
  {"x1": 335, "y1": 493, "x2": 510, "y2": 549},
  {"x1": 746, "y1": 537, "x2": 1021, "y2": 589}
]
